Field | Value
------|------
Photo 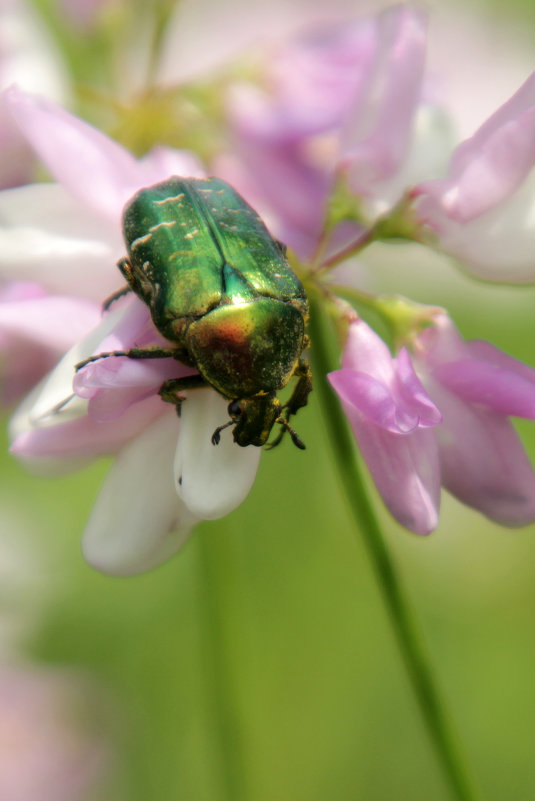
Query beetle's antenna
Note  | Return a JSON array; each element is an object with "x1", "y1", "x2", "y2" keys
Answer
[{"x1": 211, "y1": 420, "x2": 234, "y2": 445}]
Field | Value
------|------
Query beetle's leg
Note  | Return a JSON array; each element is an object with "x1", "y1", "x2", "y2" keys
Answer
[
  {"x1": 102, "y1": 285, "x2": 132, "y2": 311},
  {"x1": 283, "y1": 357, "x2": 313, "y2": 419},
  {"x1": 117, "y1": 257, "x2": 136, "y2": 287},
  {"x1": 75, "y1": 345, "x2": 177, "y2": 371},
  {"x1": 117, "y1": 257, "x2": 154, "y2": 305},
  {"x1": 159, "y1": 374, "x2": 208, "y2": 416},
  {"x1": 271, "y1": 418, "x2": 306, "y2": 450},
  {"x1": 267, "y1": 358, "x2": 313, "y2": 449}
]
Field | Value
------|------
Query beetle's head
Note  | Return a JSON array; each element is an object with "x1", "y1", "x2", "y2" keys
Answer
[{"x1": 211, "y1": 394, "x2": 305, "y2": 449}]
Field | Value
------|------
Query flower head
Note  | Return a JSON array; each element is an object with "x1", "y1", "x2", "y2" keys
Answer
[
  {"x1": 330, "y1": 313, "x2": 535, "y2": 533},
  {"x1": 413, "y1": 70, "x2": 535, "y2": 282},
  {"x1": 219, "y1": 5, "x2": 448, "y2": 259},
  {"x1": 414, "y1": 313, "x2": 535, "y2": 525},
  {"x1": 4, "y1": 89, "x2": 261, "y2": 574},
  {"x1": 328, "y1": 318, "x2": 442, "y2": 534}
]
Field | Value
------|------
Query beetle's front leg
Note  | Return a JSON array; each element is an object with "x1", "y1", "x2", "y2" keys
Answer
[
  {"x1": 284, "y1": 357, "x2": 313, "y2": 420},
  {"x1": 268, "y1": 357, "x2": 313, "y2": 449},
  {"x1": 159, "y1": 374, "x2": 208, "y2": 416},
  {"x1": 75, "y1": 346, "x2": 178, "y2": 372}
]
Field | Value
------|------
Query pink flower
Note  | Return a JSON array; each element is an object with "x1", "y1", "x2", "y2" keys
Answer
[
  {"x1": 0, "y1": 0, "x2": 68, "y2": 188},
  {"x1": 414, "y1": 70, "x2": 535, "y2": 282},
  {"x1": 330, "y1": 314, "x2": 535, "y2": 533},
  {"x1": 0, "y1": 86, "x2": 205, "y2": 405},
  {"x1": 328, "y1": 319, "x2": 442, "y2": 534},
  {"x1": 413, "y1": 314, "x2": 535, "y2": 525},
  {"x1": 219, "y1": 5, "x2": 444, "y2": 259},
  {"x1": 3, "y1": 89, "x2": 261, "y2": 574},
  {"x1": 0, "y1": 282, "x2": 100, "y2": 405},
  {"x1": 0, "y1": 664, "x2": 109, "y2": 801}
]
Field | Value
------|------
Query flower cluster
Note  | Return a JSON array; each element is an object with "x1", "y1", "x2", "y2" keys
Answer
[{"x1": 3, "y1": 4, "x2": 535, "y2": 574}]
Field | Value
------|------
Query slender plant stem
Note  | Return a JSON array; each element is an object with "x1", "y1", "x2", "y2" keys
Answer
[
  {"x1": 308, "y1": 297, "x2": 482, "y2": 801},
  {"x1": 195, "y1": 531, "x2": 247, "y2": 801}
]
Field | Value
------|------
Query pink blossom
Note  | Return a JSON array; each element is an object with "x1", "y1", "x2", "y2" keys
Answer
[
  {"x1": 0, "y1": 85, "x2": 204, "y2": 399},
  {"x1": 220, "y1": 5, "x2": 444, "y2": 258},
  {"x1": 328, "y1": 319, "x2": 442, "y2": 534},
  {"x1": 0, "y1": 0, "x2": 68, "y2": 188},
  {"x1": 3, "y1": 89, "x2": 261, "y2": 574},
  {"x1": 0, "y1": 664, "x2": 109, "y2": 801},
  {"x1": 0, "y1": 282, "x2": 100, "y2": 404},
  {"x1": 414, "y1": 69, "x2": 535, "y2": 282},
  {"x1": 413, "y1": 314, "x2": 535, "y2": 525},
  {"x1": 330, "y1": 314, "x2": 535, "y2": 532}
]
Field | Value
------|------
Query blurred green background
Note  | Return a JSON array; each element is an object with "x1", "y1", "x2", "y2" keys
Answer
[{"x1": 3, "y1": 0, "x2": 535, "y2": 799}]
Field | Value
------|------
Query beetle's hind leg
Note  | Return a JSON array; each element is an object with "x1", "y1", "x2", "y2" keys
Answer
[{"x1": 159, "y1": 374, "x2": 208, "y2": 416}]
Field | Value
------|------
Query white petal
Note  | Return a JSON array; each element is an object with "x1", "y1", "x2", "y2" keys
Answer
[
  {"x1": 0, "y1": 1, "x2": 68, "y2": 102},
  {"x1": 0, "y1": 184, "x2": 122, "y2": 299},
  {"x1": 368, "y1": 104, "x2": 455, "y2": 215},
  {"x1": 174, "y1": 388, "x2": 261, "y2": 519},
  {"x1": 82, "y1": 413, "x2": 196, "y2": 575},
  {"x1": 424, "y1": 172, "x2": 535, "y2": 281}
]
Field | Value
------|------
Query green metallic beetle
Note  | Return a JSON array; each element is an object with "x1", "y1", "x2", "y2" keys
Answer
[{"x1": 77, "y1": 176, "x2": 312, "y2": 449}]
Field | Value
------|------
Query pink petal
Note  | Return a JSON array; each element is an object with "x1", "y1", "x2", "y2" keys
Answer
[
  {"x1": 466, "y1": 338, "x2": 535, "y2": 383},
  {"x1": 341, "y1": 6, "x2": 427, "y2": 188},
  {"x1": 434, "y1": 358, "x2": 535, "y2": 419},
  {"x1": 341, "y1": 396, "x2": 440, "y2": 534},
  {"x1": 72, "y1": 296, "x2": 199, "y2": 420},
  {"x1": 415, "y1": 70, "x2": 535, "y2": 223},
  {"x1": 10, "y1": 394, "x2": 164, "y2": 465},
  {"x1": 4, "y1": 86, "x2": 142, "y2": 221},
  {"x1": 429, "y1": 378, "x2": 535, "y2": 526},
  {"x1": 329, "y1": 368, "x2": 420, "y2": 433},
  {"x1": 341, "y1": 317, "x2": 395, "y2": 379},
  {"x1": 226, "y1": 18, "x2": 377, "y2": 141},
  {"x1": 395, "y1": 347, "x2": 442, "y2": 427},
  {"x1": 0, "y1": 292, "x2": 100, "y2": 350},
  {"x1": 137, "y1": 146, "x2": 205, "y2": 183}
]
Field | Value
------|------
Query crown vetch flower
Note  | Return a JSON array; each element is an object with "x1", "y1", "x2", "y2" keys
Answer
[
  {"x1": 0, "y1": 0, "x2": 67, "y2": 189},
  {"x1": 413, "y1": 70, "x2": 535, "y2": 282},
  {"x1": 0, "y1": 282, "x2": 100, "y2": 404},
  {"x1": 328, "y1": 319, "x2": 442, "y2": 535},
  {"x1": 330, "y1": 313, "x2": 535, "y2": 533},
  {"x1": 221, "y1": 5, "x2": 446, "y2": 259},
  {"x1": 413, "y1": 313, "x2": 535, "y2": 525},
  {"x1": 3, "y1": 88, "x2": 261, "y2": 575}
]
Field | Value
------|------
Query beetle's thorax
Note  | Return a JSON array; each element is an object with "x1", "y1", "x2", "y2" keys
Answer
[{"x1": 185, "y1": 296, "x2": 305, "y2": 399}]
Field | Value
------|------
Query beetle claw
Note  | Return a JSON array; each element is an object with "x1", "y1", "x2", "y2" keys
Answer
[{"x1": 267, "y1": 416, "x2": 306, "y2": 450}]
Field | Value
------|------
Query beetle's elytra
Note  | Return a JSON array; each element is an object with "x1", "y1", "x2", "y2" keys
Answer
[{"x1": 78, "y1": 176, "x2": 312, "y2": 449}]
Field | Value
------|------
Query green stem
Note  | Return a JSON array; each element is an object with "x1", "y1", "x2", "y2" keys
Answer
[
  {"x1": 195, "y1": 531, "x2": 247, "y2": 801},
  {"x1": 308, "y1": 297, "x2": 482, "y2": 801}
]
